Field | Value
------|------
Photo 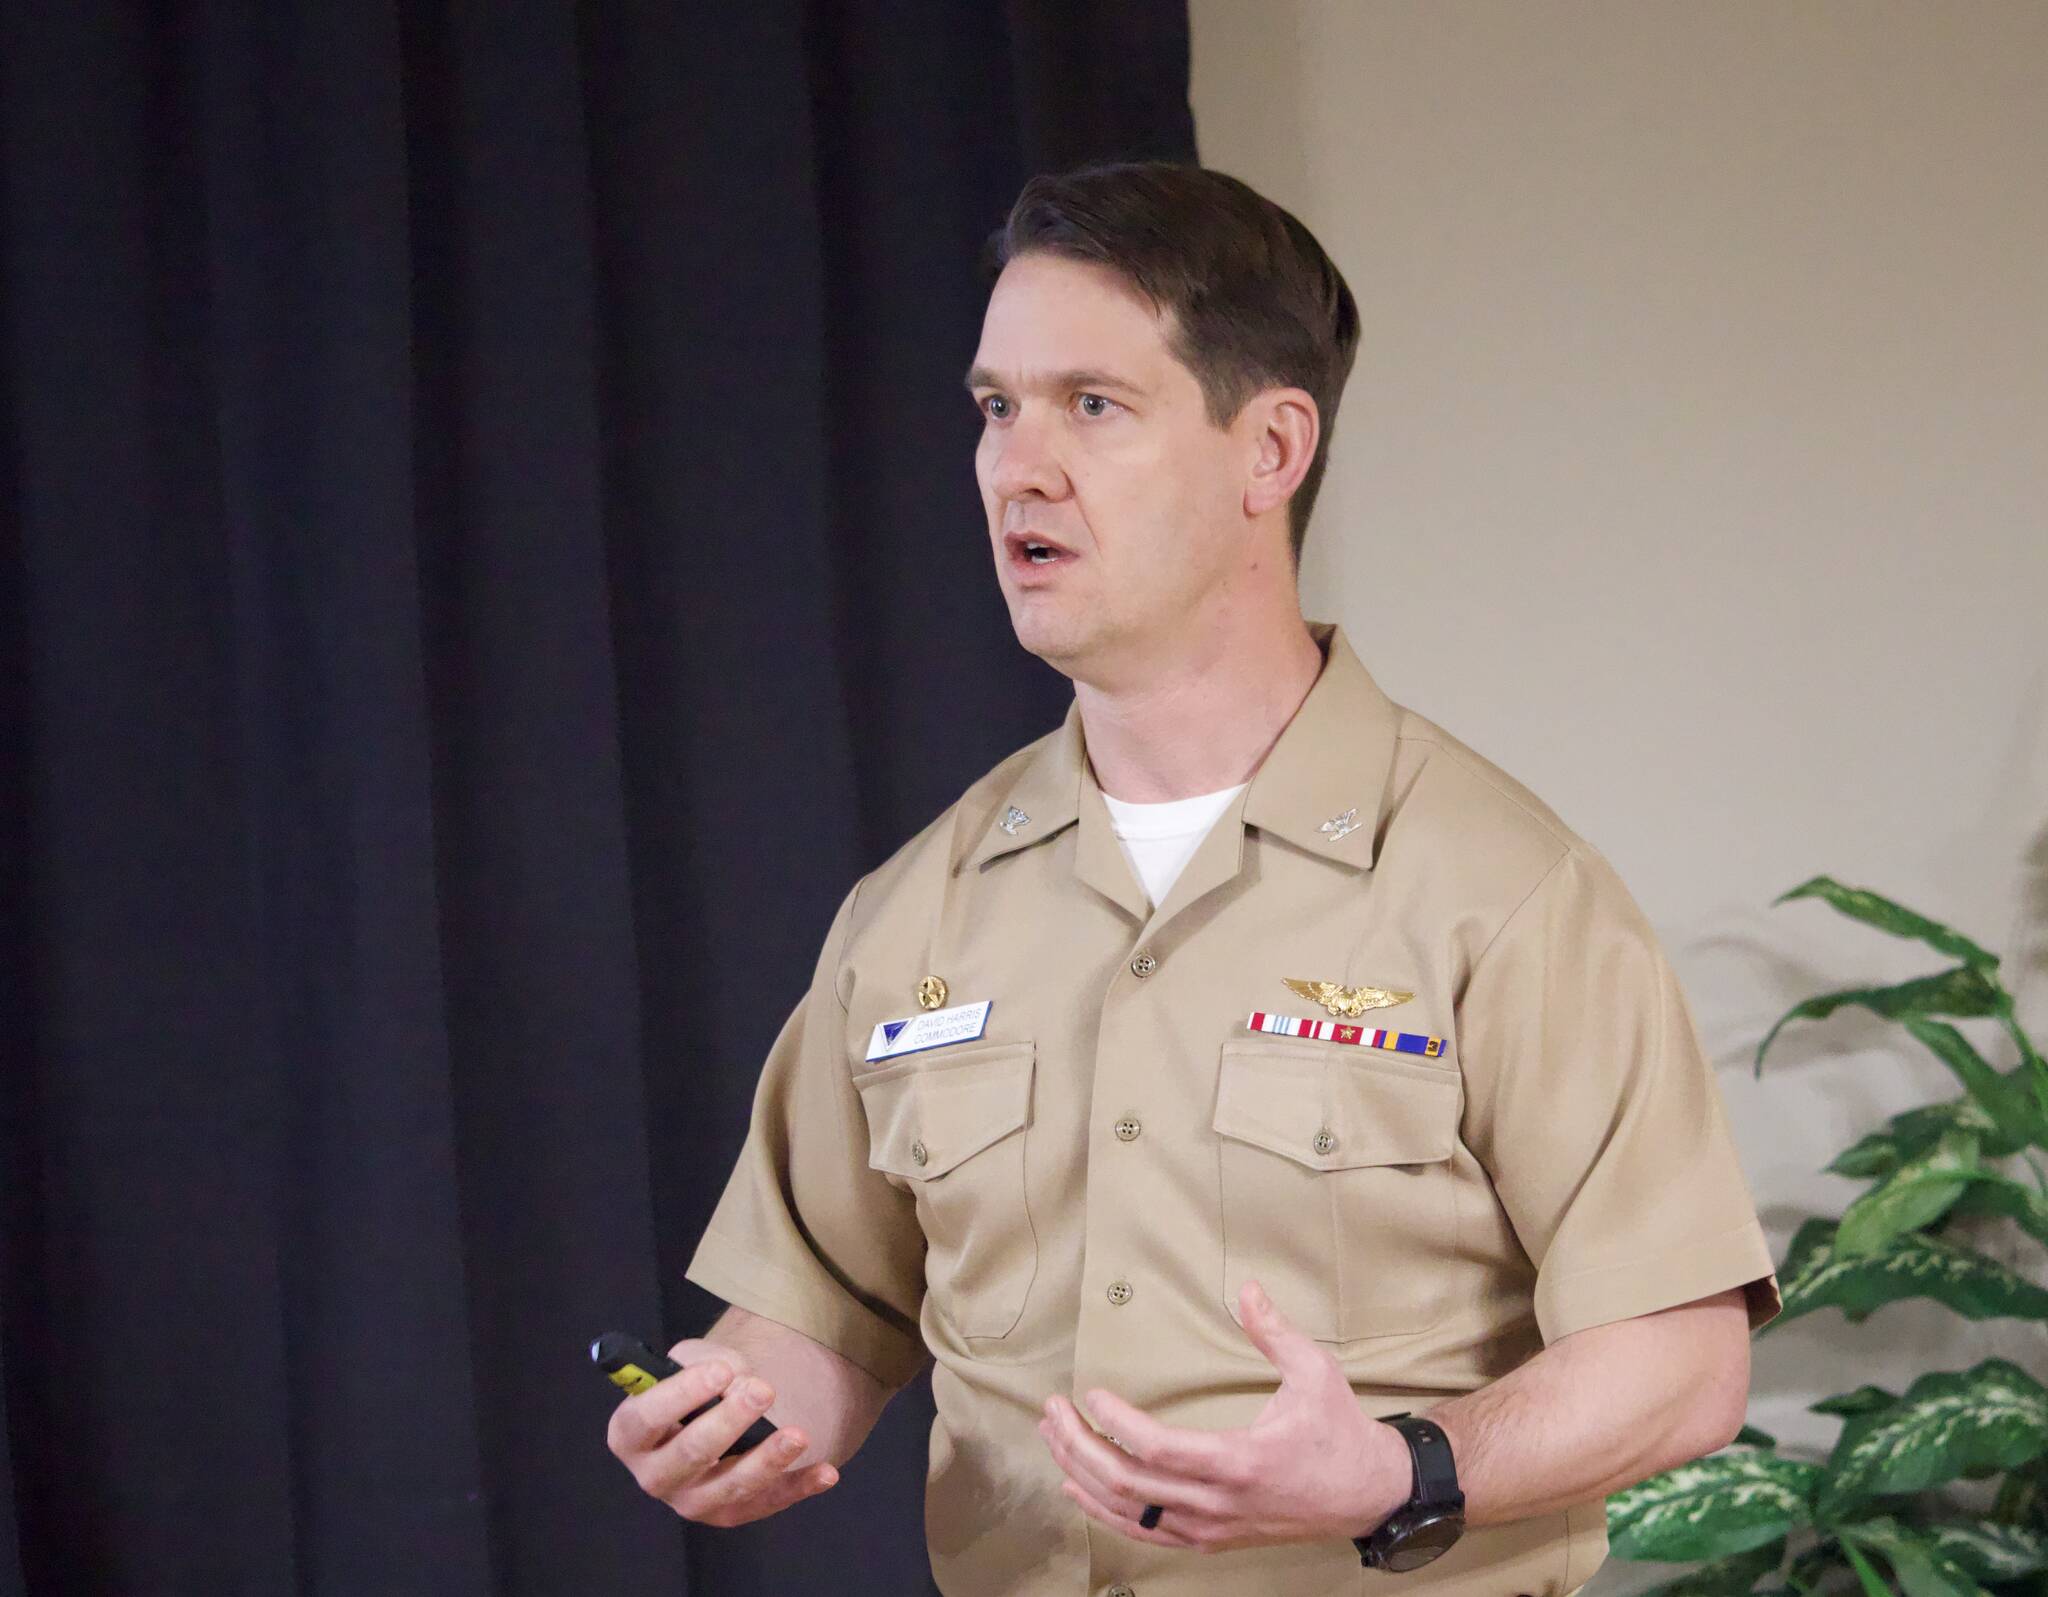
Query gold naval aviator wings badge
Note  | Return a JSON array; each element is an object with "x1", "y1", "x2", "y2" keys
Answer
[{"x1": 1282, "y1": 977, "x2": 1413, "y2": 1019}]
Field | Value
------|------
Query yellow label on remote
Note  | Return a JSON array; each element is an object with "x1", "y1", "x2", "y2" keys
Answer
[{"x1": 606, "y1": 1362, "x2": 663, "y2": 1396}]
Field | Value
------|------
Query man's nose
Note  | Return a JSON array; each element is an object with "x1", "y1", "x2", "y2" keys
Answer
[{"x1": 987, "y1": 411, "x2": 1069, "y2": 502}]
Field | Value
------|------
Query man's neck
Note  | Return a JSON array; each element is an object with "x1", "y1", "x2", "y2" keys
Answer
[{"x1": 1074, "y1": 616, "x2": 1325, "y2": 803}]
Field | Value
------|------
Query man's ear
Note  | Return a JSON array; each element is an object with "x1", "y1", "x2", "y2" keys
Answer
[{"x1": 1242, "y1": 388, "x2": 1319, "y2": 521}]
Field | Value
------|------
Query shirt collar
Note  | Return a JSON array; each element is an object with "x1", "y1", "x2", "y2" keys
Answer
[
  {"x1": 960, "y1": 697, "x2": 1088, "y2": 871},
  {"x1": 1241, "y1": 620, "x2": 1400, "y2": 869},
  {"x1": 964, "y1": 620, "x2": 1400, "y2": 875}
]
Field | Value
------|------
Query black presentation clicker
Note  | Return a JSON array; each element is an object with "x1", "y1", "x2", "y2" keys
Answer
[{"x1": 590, "y1": 1331, "x2": 779, "y2": 1457}]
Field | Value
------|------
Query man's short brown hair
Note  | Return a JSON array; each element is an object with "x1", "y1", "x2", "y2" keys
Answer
[{"x1": 984, "y1": 160, "x2": 1361, "y2": 564}]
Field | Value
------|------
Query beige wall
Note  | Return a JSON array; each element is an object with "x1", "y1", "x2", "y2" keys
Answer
[{"x1": 1191, "y1": 3, "x2": 2047, "y2": 1589}]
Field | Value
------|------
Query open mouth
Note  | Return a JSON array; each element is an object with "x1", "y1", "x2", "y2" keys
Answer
[{"x1": 1005, "y1": 529, "x2": 1076, "y2": 567}]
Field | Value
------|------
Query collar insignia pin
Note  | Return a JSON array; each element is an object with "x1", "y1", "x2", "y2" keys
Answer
[
  {"x1": 1319, "y1": 807, "x2": 1361, "y2": 843},
  {"x1": 998, "y1": 805, "x2": 1030, "y2": 835}
]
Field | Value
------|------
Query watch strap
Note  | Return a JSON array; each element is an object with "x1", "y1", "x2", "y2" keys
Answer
[
  {"x1": 1353, "y1": 1411, "x2": 1466, "y2": 1570},
  {"x1": 1384, "y1": 1413, "x2": 1462, "y2": 1508}
]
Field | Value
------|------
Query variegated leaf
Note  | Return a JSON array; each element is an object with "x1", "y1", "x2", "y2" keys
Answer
[
  {"x1": 1829, "y1": 1130, "x2": 1905, "y2": 1180},
  {"x1": 1902, "y1": 1018, "x2": 2048, "y2": 1149},
  {"x1": 1829, "y1": 1097, "x2": 2008, "y2": 1180},
  {"x1": 1832, "y1": 1129, "x2": 1980, "y2": 1258},
  {"x1": 1921, "y1": 1520, "x2": 2048, "y2": 1582},
  {"x1": 1771, "y1": 878, "x2": 2001, "y2": 972},
  {"x1": 1733, "y1": 1424, "x2": 1777, "y2": 1449},
  {"x1": 1608, "y1": 1453, "x2": 1822, "y2": 1562},
  {"x1": 1836, "y1": 1516, "x2": 1993, "y2": 1597},
  {"x1": 1633, "y1": 1537, "x2": 1786, "y2": 1596},
  {"x1": 1767, "y1": 1218, "x2": 2048, "y2": 1331},
  {"x1": 1943, "y1": 1169, "x2": 2048, "y2": 1248},
  {"x1": 1817, "y1": 1360, "x2": 2048, "y2": 1518},
  {"x1": 1755, "y1": 965, "x2": 2006, "y2": 1079}
]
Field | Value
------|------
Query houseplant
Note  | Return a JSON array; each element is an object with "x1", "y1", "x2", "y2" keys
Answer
[{"x1": 1606, "y1": 876, "x2": 2048, "y2": 1597}]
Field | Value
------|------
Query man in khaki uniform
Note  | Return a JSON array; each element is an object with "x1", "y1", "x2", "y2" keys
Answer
[{"x1": 607, "y1": 162, "x2": 1780, "y2": 1597}]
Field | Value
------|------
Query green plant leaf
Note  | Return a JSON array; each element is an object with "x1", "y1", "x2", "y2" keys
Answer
[
  {"x1": 1813, "y1": 1386, "x2": 1901, "y2": 1418},
  {"x1": 1921, "y1": 1522, "x2": 2048, "y2": 1582},
  {"x1": 1829, "y1": 1097, "x2": 2017, "y2": 1179},
  {"x1": 1736, "y1": 1424, "x2": 1780, "y2": 1449},
  {"x1": 1609, "y1": 1453, "x2": 1823, "y2": 1562},
  {"x1": 1837, "y1": 1517, "x2": 1995, "y2": 1597},
  {"x1": 1833, "y1": 1130, "x2": 1981, "y2": 1258},
  {"x1": 1757, "y1": 966, "x2": 2009, "y2": 1079},
  {"x1": 1838, "y1": 1536, "x2": 1898, "y2": 1597},
  {"x1": 1989, "y1": 1455, "x2": 2048, "y2": 1525},
  {"x1": 1902, "y1": 1019, "x2": 2048, "y2": 1149},
  {"x1": 1998, "y1": 1014, "x2": 2048, "y2": 1116},
  {"x1": 1830, "y1": 1131, "x2": 1909, "y2": 1180},
  {"x1": 1943, "y1": 1170, "x2": 2048, "y2": 1248},
  {"x1": 1771, "y1": 879, "x2": 2001, "y2": 972},
  {"x1": 1817, "y1": 1361, "x2": 2048, "y2": 1519},
  {"x1": 1634, "y1": 1538, "x2": 1788, "y2": 1596},
  {"x1": 1768, "y1": 1219, "x2": 2048, "y2": 1331}
]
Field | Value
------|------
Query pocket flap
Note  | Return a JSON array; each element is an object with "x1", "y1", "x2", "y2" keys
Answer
[
  {"x1": 1213, "y1": 1039, "x2": 1458, "y2": 1171},
  {"x1": 856, "y1": 1040, "x2": 1034, "y2": 1179}
]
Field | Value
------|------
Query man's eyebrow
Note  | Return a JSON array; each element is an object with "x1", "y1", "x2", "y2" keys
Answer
[{"x1": 962, "y1": 365, "x2": 1148, "y2": 397}]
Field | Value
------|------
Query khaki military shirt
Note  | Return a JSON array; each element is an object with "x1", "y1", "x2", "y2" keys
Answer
[{"x1": 687, "y1": 620, "x2": 1780, "y2": 1597}]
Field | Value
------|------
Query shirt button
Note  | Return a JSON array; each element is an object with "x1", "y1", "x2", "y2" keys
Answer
[
  {"x1": 1313, "y1": 1127, "x2": 1337, "y2": 1156},
  {"x1": 1129, "y1": 951, "x2": 1157, "y2": 978},
  {"x1": 1114, "y1": 1117, "x2": 1141, "y2": 1142},
  {"x1": 1106, "y1": 1279, "x2": 1134, "y2": 1307},
  {"x1": 1108, "y1": 1585, "x2": 1137, "y2": 1597},
  {"x1": 910, "y1": 1139, "x2": 928, "y2": 1166}
]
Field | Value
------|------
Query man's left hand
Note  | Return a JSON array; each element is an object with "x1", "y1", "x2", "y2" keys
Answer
[{"x1": 1037, "y1": 1278, "x2": 1413, "y2": 1554}]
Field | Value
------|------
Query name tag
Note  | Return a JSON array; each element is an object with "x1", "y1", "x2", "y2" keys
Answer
[{"x1": 865, "y1": 1000, "x2": 993, "y2": 1063}]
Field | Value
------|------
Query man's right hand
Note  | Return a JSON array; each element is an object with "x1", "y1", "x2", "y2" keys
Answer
[{"x1": 606, "y1": 1338, "x2": 841, "y2": 1526}]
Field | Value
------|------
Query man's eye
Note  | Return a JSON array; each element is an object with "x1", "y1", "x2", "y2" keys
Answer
[
  {"x1": 1076, "y1": 394, "x2": 1116, "y2": 418},
  {"x1": 980, "y1": 395, "x2": 1011, "y2": 421}
]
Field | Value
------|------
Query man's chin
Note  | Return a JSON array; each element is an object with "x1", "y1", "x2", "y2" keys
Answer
[{"x1": 1004, "y1": 603, "x2": 1095, "y2": 674}]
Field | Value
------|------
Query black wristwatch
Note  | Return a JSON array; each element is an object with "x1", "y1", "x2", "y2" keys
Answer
[{"x1": 1354, "y1": 1412, "x2": 1466, "y2": 1572}]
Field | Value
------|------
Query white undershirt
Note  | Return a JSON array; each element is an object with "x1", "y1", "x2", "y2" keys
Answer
[{"x1": 1100, "y1": 781, "x2": 1250, "y2": 910}]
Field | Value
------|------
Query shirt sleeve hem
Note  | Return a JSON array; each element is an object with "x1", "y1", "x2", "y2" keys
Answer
[
  {"x1": 685, "y1": 1226, "x2": 930, "y2": 1390},
  {"x1": 1535, "y1": 1221, "x2": 1783, "y2": 1344}
]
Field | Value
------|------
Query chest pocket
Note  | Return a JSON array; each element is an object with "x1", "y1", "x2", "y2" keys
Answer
[
  {"x1": 854, "y1": 1039, "x2": 1038, "y2": 1341},
  {"x1": 1213, "y1": 1038, "x2": 1460, "y2": 1342}
]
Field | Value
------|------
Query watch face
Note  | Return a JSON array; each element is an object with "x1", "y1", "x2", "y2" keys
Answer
[{"x1": 1381, "y1": 1509, "x2": 1466, "y2": 1572}]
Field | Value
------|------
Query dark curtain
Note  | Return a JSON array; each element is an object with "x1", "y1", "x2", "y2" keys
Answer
[{"x1": 0, "y1": 4, "x2": 1196, "y2": 1593}]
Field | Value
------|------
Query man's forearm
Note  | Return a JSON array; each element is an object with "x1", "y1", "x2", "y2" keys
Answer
[
  {"x1": 1416, "y1": 1287, "x2": 1752, "y2": 1527},
  {"x1": 706, "y1": 1305, "x2": 913, "y2": 1470}
]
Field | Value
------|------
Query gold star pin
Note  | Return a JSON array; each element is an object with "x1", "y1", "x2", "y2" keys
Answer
[
  {"x1": 916, "y1": 975, "x2": 948, "y2": 1011},
  {"x1": 1282, "y1": 978, "x2": 1413, "y2": 1019}
]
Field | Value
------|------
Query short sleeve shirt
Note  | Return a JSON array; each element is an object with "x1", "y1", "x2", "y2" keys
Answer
[{"x1": 686, "y1": 620, "x2": 1780, "y2": 1597}]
